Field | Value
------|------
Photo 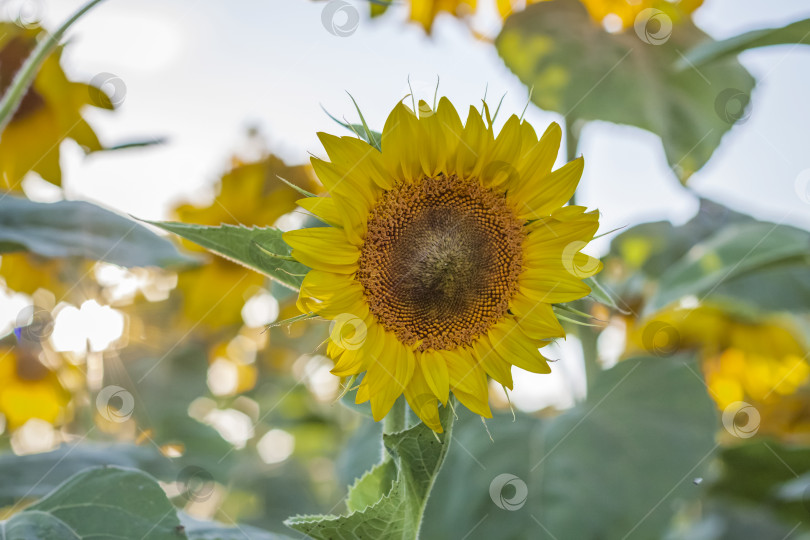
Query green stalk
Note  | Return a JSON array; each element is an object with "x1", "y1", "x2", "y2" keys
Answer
[
  {"x1": 0, "y1": 0, "x2": 108, "y2": 135},
  {"x1": 565, "y1": 117, "x2": 601, "y2": 392}
]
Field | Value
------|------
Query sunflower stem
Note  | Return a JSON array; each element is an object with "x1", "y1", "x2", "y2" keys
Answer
[
  {"x1": 380, "y1": 397, "x2": 406, "y2": 463},
  {"x1": 0, "y1": 0, "x2": 107, "y2": 136},
  {"x1": 383, "y1": 397, "x2": 406, "y2": 435}
]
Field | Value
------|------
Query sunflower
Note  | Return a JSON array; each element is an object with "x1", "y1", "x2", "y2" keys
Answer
[
  {"x1": 0, "y1": 23, "x2": 112, "y2": 191},
  {"x1": 283, "y1": 98, "x2": 601, "y2": 431},
  {"x1": 633, "y1": 306, "x2": 810, "y2": 441}
]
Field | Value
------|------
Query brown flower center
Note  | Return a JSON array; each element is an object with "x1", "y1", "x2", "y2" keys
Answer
[
  {"x1": 356, "y1": 175, "x2": 525, "y2": 351},
  {"x1": 0, "y1": 35, "x2": 46, "y2": 121}
]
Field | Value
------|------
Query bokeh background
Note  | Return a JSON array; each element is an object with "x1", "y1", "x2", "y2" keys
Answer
[{"x1": 1, "y1": 0, "x2": 810, "y2": 538}]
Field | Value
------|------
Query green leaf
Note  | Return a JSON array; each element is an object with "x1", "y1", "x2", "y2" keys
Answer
[
  {"x1": 0, "y1": 467, "x2": 184, "y2": 539},
  {"x1": 681, "y1": 17, "x2": 810, "y2": 68},
  {"x1": 0, "y1": 443, "x2": 172, "y2": 506},
  {"x1": 646, "y1": 222, "x2": 810, "y2": 314},
  {"x1": 419, "y1": 356, "x2": 718, "y2": 540},
  {"x1": 148, "y1": 221, "x2": 309, "y2": 290},
  {"x1": 496, "y1": 0, "x2": 755, "y2": 182},
  {"x1": 0, "y1": 195, "x2": 195, "y2": 268},
  {"x1": 180, "y1": 513, "x2": 294, "y2": 540},
  {"x1": 286, "y1": 402, "x2": 455, "y2": 540}
]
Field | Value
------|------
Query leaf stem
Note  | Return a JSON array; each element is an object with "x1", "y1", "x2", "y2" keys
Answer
[{"x1": 0, "y1": 0, "x2": 107, "y2": 135}]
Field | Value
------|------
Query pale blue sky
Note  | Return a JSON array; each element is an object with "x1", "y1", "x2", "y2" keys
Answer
[{"x1": 33, "y1": 0, "x2": 810, "y2": 259}]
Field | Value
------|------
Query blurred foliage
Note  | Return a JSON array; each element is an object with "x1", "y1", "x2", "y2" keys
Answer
[
  {"x1": 1, "y1": 2, "x2": 810, "y2": 539},
  {"x1": 172, "y1": 155, "x2": 318, "y2": 329},
  {"x1": 497, "y1": 0, "x2": 754, "y2": 182}
]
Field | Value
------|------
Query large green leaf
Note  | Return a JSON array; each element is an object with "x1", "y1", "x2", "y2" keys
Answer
[
  {"x1": 0, "y1": 467, "x2": 183, "y2": 539},
  {"x1": 496, "y1": 0, "x2": 755, "y2": 182},
  {"x1": 148, "y1": 221, "x2": 308, "y2": 290},
  {"x1": 0, "y1": 195, "x2": 195, "y2": 268},
  {"x1": 646, "y1": 222, "x2": 810, "y2": 314},
  {"x1": 0, "y1": 443, "x2": 172, "y2": 505},
  {"x1": 417, "y1": 356, "x2": 717, "y2": 539},
  {"x1": 286, "y1": 401, "x2": 455, "y2": 539},
  {"x1": 681, "y1": 17, "x2": 810, "y2": 68}
]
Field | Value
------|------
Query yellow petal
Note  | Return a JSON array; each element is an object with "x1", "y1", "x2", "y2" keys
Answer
[
  {"x1": 446, "y1": 347, "x2": 488, "y2": 398},
  {"x1": 435, "y1": 97, "x2": 464, "y2": 161},
  {"x1": 283, "y1": 227, "x2": 359, "y2": 273},
  {"x1": 455, "y1": 105, "x2": 490, "y2": 179},
  {"x1": 381, "y1": 101, "x2": 421, "y2": 182},
  {"x1": 317, "y1": 132, "x2": 391, "y2": 190},
  {"x1": 453, "y1": 387, "x2": 493, "y2": 418},
  {"x1": 473, "y1": 337, "x2": 514, "y2": 389},
  {"x1": 420, "y1": 350, "x2": 450, "y2": 404},
  {"x1": 512, "y1": 122, "x2": 561, "y2": 201},
  {"x1": 480, "y1": 114, "x2": 523, "y2": 189},
  {"x1": 296, "y1": 197, "x2": 342, "y2": 227},
  {"x1": 367, "y1": 336, "x2": 415, "y2": 421},
  {"x1": 510, "y1": 296, "x2": 566, "y2": 340},
  {"x1": 297, "y1": 270, "x2": 365, "y2": 317},
  {"x1": 489, "y1": 319, "x2": 551, "y2": 374},
  {"x1": 405, "y1": 363, "x2": 443, "y2": 432},
  {"x1": 517, "y1": 157, "x2": 584, "y2": 220}
]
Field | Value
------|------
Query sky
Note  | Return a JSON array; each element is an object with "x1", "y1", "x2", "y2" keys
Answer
[{"x1": 10, "y1": 0, "x2": 810, "y2": 412}]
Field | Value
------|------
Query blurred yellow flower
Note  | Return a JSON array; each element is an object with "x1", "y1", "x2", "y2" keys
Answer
[
  {"x1": 633, "y1": 306, "x2": 810, "y2": 441},
  {"x1": 0, "y1": 23, "x2": 113, "y2": 191},
  {"x1": 0, "y1": 346, "x2": 69, "y2": 431},
  {"x1": 412, "y1": 0, "x2": 476, "y2": 32},
  {"x1": 173, "y1": 154, "x2": 319, "y2": 328}
]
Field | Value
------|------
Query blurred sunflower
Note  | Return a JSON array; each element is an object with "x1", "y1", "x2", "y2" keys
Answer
[
  {"x1": 0, "y1": 23, "x2": 113, "y2": 191},
  {"x1": 376, "y1": 0, "x2": 702, "y2": 33},
  {"x1": 634, "y1": 306, "x2": 810, "y2": 441},
  {"x1": 0, "y1": 346, "x2": 69, "y2": 431},
  {"x1": 371, "y1": 0, "x2": 475, "y2": 33},
  {"x1": 285, "y1": 98, "x2": 601, "y2": 431},
  {"x1": 173, "y1": 153, "x2": 319, "y2": 328}
]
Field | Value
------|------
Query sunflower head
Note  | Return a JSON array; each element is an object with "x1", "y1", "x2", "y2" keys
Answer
[{"x1": 284, "y1": 97, "x2": 601, "y2": 431}]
